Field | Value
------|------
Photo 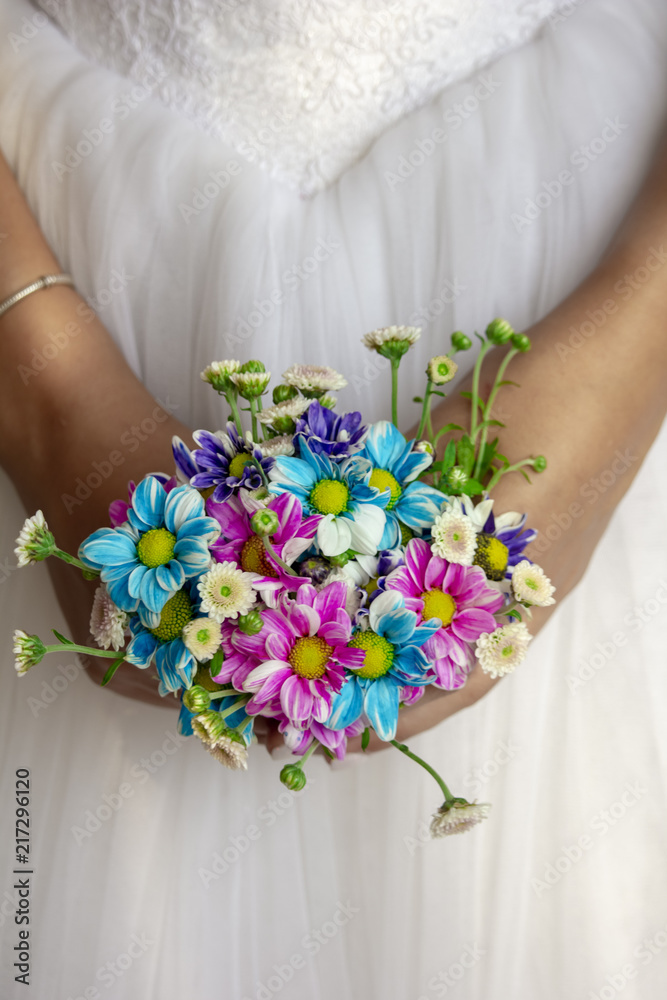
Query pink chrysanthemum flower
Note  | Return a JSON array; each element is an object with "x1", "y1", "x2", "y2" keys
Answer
[
  {"x1": 208, "y1": 492, "x2": 320, "y2": 606},
  {"x1": 385, "y1": 538, "x2": 504, "y2": 690},
  {"x1": 239, "y1": 581, "x2": 364, "y2": 728}
]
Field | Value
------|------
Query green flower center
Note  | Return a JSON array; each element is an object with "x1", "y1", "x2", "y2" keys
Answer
[
  {"x1": 149, "y1": 590, "x2": 192, "y2": 643},
  {"x1": 219, "y1": 585, "x2": 232, "y2": 597},
  {"x1": 473, "y1": 533, "x2": 509, "y2": 581},
  {"x1": 436, "y1": 361, "x2": 451, "y2": 378},
  {"x1": 196, "y1": 628, "x2": 211, "y2": 643},
  {"x1": 240, "y1": 535, "x2": 278, "y2": 577},
  {"x1": 349, "y1": 630, "x2": 395, "y2": 679},
  {"x1": 421, "y1": 588, "x2": 456, "y2": 627},
  {"x1": 310, "y1": 479, "x2": 350, "y2": 516},
  {"x1": 368, "y1": 468, "x2": 402, "y2": 510},
  {"x1": 288, "y1": 636, "x2": 333, "y2": 679},
  {"x1": 229, "y1": 453, "x2": 253, "y2": 479},
  {"x1": 399, "y1": 522, "x2": 414, "y2": 546},
  {"x1": 136, "y1": 528, "x2": 177, "y2": 568}
]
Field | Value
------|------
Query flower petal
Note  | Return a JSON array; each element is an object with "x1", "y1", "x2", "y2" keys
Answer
[
  {"x1": 364, "y1": 676, "x2": 400, "y2": 741},
  {"x1": 132, "y1": 476, "x2": 167, "y2": 529}
]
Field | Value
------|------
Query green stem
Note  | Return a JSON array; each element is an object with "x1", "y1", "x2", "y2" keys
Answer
[
  {"x1": 296, "y1": 741, "x2": 319, "y2": 768},
  {"x1": 45, "y1": 642, "x2": 120, "y2": 659},
  {"x1": 206, "y1": 688, "x2": 238, "y2": 701},
  {"x1": 250, "y1": 455, "x2": 270, "y2": 489},
  {"x1": 101, "y1": 656, "x2": 125, "y2": 686},
  {"x1": 263, "y1": 536, "x2": 298, "y2": 576},
  {"x1": 494, "y1": 599, "x2": 521, "y2": 620},
  {"x1": 391, "y1": 358, "x2": 400, "y2": 428},
  {"x1": 53, "y1": 549, "x2": 98, "y2": 575},
  {"x1": 249, "y1": 397, "x2": 260, "y2": 444},
  {"x1": 219, "y1": 696, "x2": 250, "y2": 720},
  {"x1": 485, "y1": 456, "x2": 535, "y2": 493},
  {"x1": 416, "y1": 382, "x2": 433, "y2": 440},
  {"x1": 473, "y1": 347, "x2": 518, "y2": 481},
  {"x1": 390, "y1": 740, "x2": 454, "y2": 802},
  {"x1": 469, "y1": 340, "x2": 491, "y2": 443},
  {"x1": 225, "y1": 390, "x2": 244, "y2": 436}
]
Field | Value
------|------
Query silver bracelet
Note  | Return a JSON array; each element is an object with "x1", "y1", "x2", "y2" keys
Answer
[{"x1": 0, "y1": 273, "x2": 75, "y2": 320}]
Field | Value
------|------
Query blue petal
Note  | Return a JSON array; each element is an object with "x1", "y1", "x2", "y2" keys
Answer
[
  {"x1": 106, "y1": 574, "x2": 140, "y2": 614},
  {"x1": 156, "y1": 560, "x2": 186, "y2": 592},
  {"x1": 174, "y1": 537, "x2": 212, "y2": 575},
  {"x1": 271, "y1": 455, "x2": 318, "y2": 489},
  {"x1": 172, "y1": 436, "x2": 199, "y2": 481},
  {"x1": 364, "y1": 676, "x2": 400, "y2": 741},
  {"x1": 140, "y1": 568, "x2": 171, "y2": 613},
  {"x1": 164, "y1": 485, "x2": 205, "y2": 533},
  {"x1": 178, "y1": 701, "x2": 195, "y2": 736},
  {"x1": 125, "y1": 629, "x2": 158, "y2": 668},
  {"x1": 327, "y1": 677, "x2": 364, "y2": 730},
  {"x1": 155, "y1": 644, "x2": 182, "y2": 692},
  {"x1": 101, "y1": 559, "x2": 139, "y2": 584},
  {"x1": 376, "y1": 608, "x2": 417, "y2": 645},
  {"x1": 138, "y1": 604, "x2": 160, "y2": 629},
  {"x1": 378, "y1": 511, "x2": 401, "y2": 550},
  {"x1": 127, "y1": 564, "x2": 149, "y2": 598},
  {"x1": 79, "y1": 529, "x2": 136, "y2": 567},
  {"x1": 362, "y1": 421, "x2": 408, "y2": 472},
  {"x1": 392, "y1": 449, "x2": 432, "y2": 484},
  {"x1": 392, "y1": 644, "x2": 432, "y2": 678},
  {"x1": 132, "y1": 477, "x2": 167, "y2": 529},
  {"x1": 394, "y1": 482, "x2": 444, "y2": 528},
  {"x1": 175, "y1": 516, "x2": 221, "y2": 543}
]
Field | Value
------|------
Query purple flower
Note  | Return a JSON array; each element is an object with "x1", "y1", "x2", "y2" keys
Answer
[
  {"x1": 295, "y1": 401, "x2": 367, "y2": 458},
  {"x1": 173, "y1": 424, "x2": 273, "y2": 503}
]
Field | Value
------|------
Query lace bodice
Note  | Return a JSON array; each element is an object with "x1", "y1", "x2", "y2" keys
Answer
[{"x1": 37, "y1": 0, "x2": 569, "y2": 195}]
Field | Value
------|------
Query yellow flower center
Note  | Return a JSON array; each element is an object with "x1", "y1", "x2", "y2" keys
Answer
[
  {"x1": 349, "y1": 630, "x2": 395, "y2": 679},
  {"x1": 473, "y1": 533, "x2": 509, "y2": 581},
  {"x1": 240, "y1": 535, "x2": 278, "y2": 577},
  {"x1": 369, "y1": 468, "x2": 402, "y2": 510},
  {"x1": 136, "y1": 528, "x2": 177, "y2": 568},
  {"x1": 421, "y1": 588, "x2": 456, "y2": 627},
  {"x1": 194, "y1": 664, "x2": 226, "y2": 692},
  {"x1": 288, "y1": 636, "x2": 333, "y2": 679},
  {"x1": 149, "y1": 590, "x2": 192, "y2": 643},
  {"x1": 310, "y1": 479, "x2": 350, "y2": 516},
  {"x1": 364, "y1": 576, "x2": 379, "y2": 600},
  {"x1": 399, "y1": 522, "x2": 414, "y2": 546},
  {"x1": 229, "y1": 453, "x2": 253, "y2": 479}
]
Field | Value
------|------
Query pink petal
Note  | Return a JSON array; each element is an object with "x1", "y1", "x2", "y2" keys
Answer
[
  {"x1": 319, "y1": 620, "x2": 350, "y2": 645},
  {"x1": 266, "y1": 630, "x2": 292, "y2": 661},
  {"x1": 243, "y1": 661, "x2": 291, "y2": 693},
  {"x1": 450, "y1": 607, "x2": 497, "y2": 642},
  {"x1": 405, "y1": 538, "x2": 430, "y2": 589},
  {"x1": 280, "y1": 674, "x2": 314, "y2": 724},
  {"x1": 314, "y1": 581, "x2": 347, "y2": 622},
  {"x1": 295, "y1": 583, "x2": 318, "y2": 608},
  {"x1": 424, "y1": 553, "x2": 447, "y2": 591}
]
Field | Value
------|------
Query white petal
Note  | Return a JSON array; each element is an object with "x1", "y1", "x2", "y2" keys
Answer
[
  {"x1": 317, "y1": 515, "x2": 351, "y2": 557},
  {"x1": 346, "y1": 505, "x2": 386, "y2": 555}
]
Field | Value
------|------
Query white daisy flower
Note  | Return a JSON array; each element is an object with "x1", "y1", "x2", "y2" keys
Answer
[
  {"x1": 362, "y1": 325, "x2": 421, "y2": 351},
  {"x1": 257, "y1": 435, "x2": 295, "y2": 458},
  {"x1": 200, "y1": 360, "x2": 241, "y2": 390},
  {"x1": 511, "y1": 560, "x2": 556, "y2": 607},
  {"x1": 89, "y1": 584, "x2": 129, "y2": 651},
  {"x1": 282, "y1": 364, "x2": 347, "y2": 393},
  {"x1": 430, "y1": 508, "x2": 478, "y2": 565},
  {"x1": 230, "y1": 370, "x2": 271, "y2": 398},
  {"x1": 192, "y1": 710, "x2": 249, "y2": 770},
  {"x1": 14, "y1": 510, "x2": 56, "y2": 567},
  {"x1": 258, "y1": 397, "x2": 311, "y2": 426},
  {"x1": 197, "y1": 562, "x2": 257, "y2": 621},
  {"x1": 446, "y1": 496, "x2": 494, "y2": 534},
  {"x1": 430, "y1": 801, "x2": 490, "y2": 838},
  {"x1": 13, "y1": 630, "x2": 46, "y2": 675},
  {"x1": 476, "y1": 622, "x2": 532, "y2": 678},
  {"x1": 182, "y1": 617, "x2": 222, "y2": 661},
  {"x1": 427, "y1": 355, "x2": 458, "y2": 385}
]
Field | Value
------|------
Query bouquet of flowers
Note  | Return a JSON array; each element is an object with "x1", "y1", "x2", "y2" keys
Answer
[{"x1": 13, "y1": 319, "x2": 555, "y2": 838}]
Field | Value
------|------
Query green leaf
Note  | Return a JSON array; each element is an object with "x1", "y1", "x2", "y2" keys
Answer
[
  {"x1": 520, "y1": 469, "x2": 532, "y2": 484},
  {"x1": 101, "y1": 656, "x2": 124, "y2": 687},
  {"x1": 361, "y1": 727, "x2": 370, "y2": 752},
  {"x1": 431, "y1": 390, "x2": 445, "y2": 398},
  {"x1": 507, "y1": 608, "x2": 523, "y2": 621},
  {"x1": 461, "y1": 478, "x2": 485, "y2": 496},
  {"x1": 412, "y1": 396, "x2": 423, "y2": 403},
  {"x1": 442, "y1": 439, "x2": 457, "y2": 469},
  {"x1": 459, "y1": 390, "x2": 473, "y2": 400},
  {"x1": 209, "y1": 650, "x2": 225, "y2": 674},
  {"x1": 497, "y1": 379, "x2": 521, "y2": 388},
  {"x1": 457, "y1": 435, "x2": 475, "y2": 476},
  {"x1": 52, "y1": 629, "x2": 73, "y2": 645},
  {"x1": 480, "y1": 419, "x2": 505, "y2": 429}
]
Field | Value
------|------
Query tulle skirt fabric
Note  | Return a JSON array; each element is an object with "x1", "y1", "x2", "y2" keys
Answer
[{"x1": 1, "y1": 1, "x2": 667, "y2": 997}]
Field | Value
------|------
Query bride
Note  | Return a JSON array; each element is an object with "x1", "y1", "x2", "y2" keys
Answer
[{"x1": 1, "y1": 1, "x2": 667, "y2": 997}]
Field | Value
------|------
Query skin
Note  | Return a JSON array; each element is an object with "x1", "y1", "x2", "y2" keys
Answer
[{"x1": 1, "y1": 130, "x2": 666, "y2": 745}]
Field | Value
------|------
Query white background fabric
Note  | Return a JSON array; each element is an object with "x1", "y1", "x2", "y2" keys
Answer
[{"x1": 1, "y1": 1, "x2": 667, "y2": 998}]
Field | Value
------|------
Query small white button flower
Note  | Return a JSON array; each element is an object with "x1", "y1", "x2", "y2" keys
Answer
[
  {"x1": 362, "y1": 325, "x2": 421, "y2": 352},
  {"x1": 182, "y1": 618, "x2": 222, "y2": 661},
  {"x1": 13, "y1": 630, "x2": 46, "y2": 675},
  {"x1": 282, "y1": 364, "x2": 347, "y2": 393},
  {"x1": 197, "y1": 562, "x2": 257, "y2": 621},
  {"x1": 230, "y1": 370, "x2": 271, "y2": 398},
  {"x1": 258, "y1": 397, "x2": 311, "y2": 426},
  {"x1": 15, "y1": 511, "x2": 56, "y2": 567},
  {"x1": 511, "y1": 560, "x2": 556, "y2": 607},
  {"x1": 476, "y1": 621, "x2": 532, "y2": 678},
  {"x1": 430, "y1": 508, "x2": 478, "y2": 565},
  {"x1": 430, "y1": 800, "x2": 490, "y2": 837},
  {"x1": 427, "y1": 355, "x2": 458, "y2": 385},
  {"x1": 257, "y1": 435, "x2": 296, "y2": 458},
  {"x1": 89, "y1": 584, "x2": 129, "y2": 651},
  {"x1": 200, "y1": 360, "x2": 241, "y2": 391},
  {"x1": 192, "y1": 710, "x2": 249, "y2": 770}
]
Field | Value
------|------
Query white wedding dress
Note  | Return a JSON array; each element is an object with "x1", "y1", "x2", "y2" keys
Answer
[{"x1": 1, "y1": 1, "x2": 667, "y2": 998}]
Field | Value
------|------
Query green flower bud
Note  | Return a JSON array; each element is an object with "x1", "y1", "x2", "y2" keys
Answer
[
  {"x1": 532, "y1": 455, "x2": 547, "y2": 473},
  {"x1": 182, "y1": 685, "x2": 211, "y2": 714},
  {"x1": 511, "y1": 333, "x2": 531, "y2": 352},
  {"x1": 485, "y1": 318, "x2": 514, "y2": 345},
  {"x1": 328, "y1": 548, "x2": 355, "y2": 568},
  {"x1": 238, "y1": 610, "x2": 264, "y2": 636},
  {"x1": 414, "y1": 440, "x2": 435, "y2": 456},
  {"x1": 447, "y1": 466, "x2": 469, "y2": 488},
  {"x1": 251, "y1": 508, "x2": 280, "y2": 537},
  {"x1": 450, "y1": 331, "x2": 472, "y2": 352},
  {"x1": 272, "y1": 416, "x2": 297, "y2": 435},
  {"x1": 280, "y1": 764, "x2": 307, "y2": 791},
  {"x1": 272, "y1": 383, "x2": 299, "y2": 404},
  {"x1": 239, "y1": 359, "x2": 266, "y2": 374}
]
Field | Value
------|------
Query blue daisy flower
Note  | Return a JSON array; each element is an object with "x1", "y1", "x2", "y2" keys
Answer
[
  {"x1": 124, "y1": 582, "x2": 201, "y2": 695},
  {"x1": 268, "y1": 436, "x2": 388, "y2": 557},
  {"x1": 326, "y1": 591, "x2": 440, "y2": 741},
  {"x1": 174, "y1": 423, "x2": 273, "y2": 503},
  {"x1": 79, "y1": 477, "x2": 220, "y2": 628},
  {"x1": 294, "y1": 401, "x2": 368, "y2": 458},
  {"x1": 360, "y1": 421, "x2": 445, "y2": 549}
]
